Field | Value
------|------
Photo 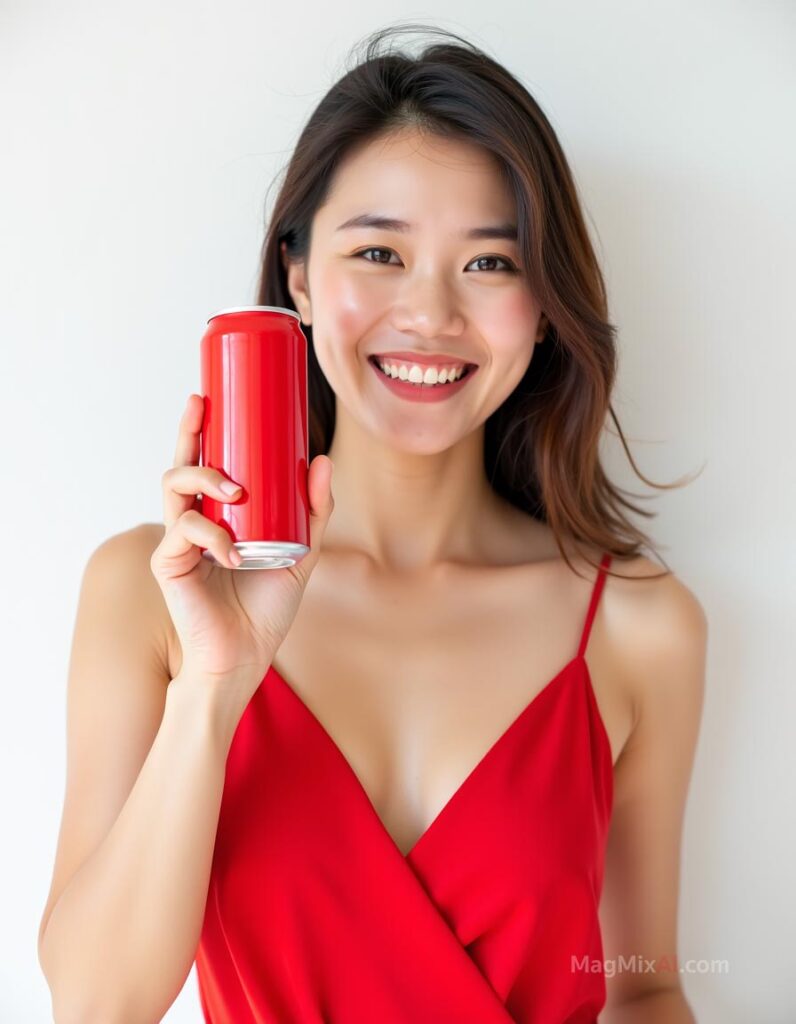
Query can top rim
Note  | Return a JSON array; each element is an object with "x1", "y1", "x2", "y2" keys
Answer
[{"x1": 207, "y1": 305, "x2": 301, "y2": 323}]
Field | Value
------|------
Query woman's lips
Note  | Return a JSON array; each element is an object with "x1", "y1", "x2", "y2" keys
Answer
[{"x1": 370, "y1": 350, "x2": 478, "y2": 369}]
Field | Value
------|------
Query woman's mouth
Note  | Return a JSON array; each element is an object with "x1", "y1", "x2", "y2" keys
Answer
[{"x1": 368, "y1": 355, "x2": 478, "y2": 403}]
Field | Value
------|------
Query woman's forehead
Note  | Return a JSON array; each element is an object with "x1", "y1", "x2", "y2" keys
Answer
[{"x1": 318, "y1": 130, "x2": 515, "y2": 230}]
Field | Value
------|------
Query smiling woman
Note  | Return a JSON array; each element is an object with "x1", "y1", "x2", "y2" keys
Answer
[
  {"x1": 220, "y1": 21, "x2": 699, "y2": 1023},
  {"x1": 262, "y1": 29, "x2": 696, "y2": 559},
  {"x1": 37, "y1": 19, "x2": 706, "y2": 1024}
]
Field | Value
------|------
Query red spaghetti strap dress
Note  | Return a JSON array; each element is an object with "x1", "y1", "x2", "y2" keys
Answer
[{"x1": 195, "y1": 552, "x2": 614, "y2": 1023}]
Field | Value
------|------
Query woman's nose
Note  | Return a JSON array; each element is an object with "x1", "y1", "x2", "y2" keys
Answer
[{"x1": 390, "y1": 275, "x2": 466, "y2": 339}]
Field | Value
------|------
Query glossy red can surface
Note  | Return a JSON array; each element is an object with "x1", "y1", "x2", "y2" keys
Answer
[{"x1": 199, "y1": 306, "x2": 310, "y2": 569}]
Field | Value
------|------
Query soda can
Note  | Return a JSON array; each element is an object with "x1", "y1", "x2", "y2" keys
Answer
[{"x1": 198, "y1": 306, "x2": 310, "y2": 569}]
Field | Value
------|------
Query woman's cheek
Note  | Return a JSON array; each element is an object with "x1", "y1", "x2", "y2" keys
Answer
[
  {"x1": 319, "y1": 269, "x2": 384, "y2": 341},
  {"x1": 310, "y1": 270, "x2": 386, "y2": 394},
  {"x1": 484, "y1": 291, "x2": 541, "y2": 356},
  {"x1": 470, "y1": 294, "x2": 541, "y2": 408}
]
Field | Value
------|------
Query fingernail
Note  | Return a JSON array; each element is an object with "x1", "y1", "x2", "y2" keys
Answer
[{"x1": 220, "y1": 480, "x2": 242, "y2": 496}]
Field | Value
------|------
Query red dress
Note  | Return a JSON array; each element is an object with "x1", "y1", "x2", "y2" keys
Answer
[{"x1": 195, "y1": 553, "x2": 614, "y2": 1023}]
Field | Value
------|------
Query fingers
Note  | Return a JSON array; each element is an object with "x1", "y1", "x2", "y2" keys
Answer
[
  {"x1": 151, "y1": 509, "x2": 240, "y2": 579},
  {"x1": 165, "y1": 395, "x2": 203, "y2": 527},
  {"x1": 165, "y1": 394, "x2": 242, "y2": 530},
  {"x1": 162, "y1": 464, "x2": 242, "y2": 531},
  {"x1": 173, "y1": 394, "x2": 202, "y2": 469}
]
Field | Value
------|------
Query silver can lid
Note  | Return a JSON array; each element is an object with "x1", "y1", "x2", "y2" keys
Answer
[{"x1": 207, "y1": 305, "x2": 301, "y2": 324}]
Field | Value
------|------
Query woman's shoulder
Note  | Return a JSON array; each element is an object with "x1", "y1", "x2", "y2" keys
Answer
[
  {"x1": 87, "y1": 520, "x2": 166, "y2": 572},
  {"x1": 86, "y1": 521, "x2": 173, "y2": 672},
  {"x1": 550, "y1": 534, "x2": 704, "y2": 615},
  {"x1": 599, "y1": 549, "x2": 708, "y2": 732},
  {"x1": 603, "y1": 550, "x2": 707, "y2": 642},
  {"x1": 89, "y1": 521, "x2": 168, "y2": 586},
  {"x1": 503, "y1": 517, "x2": 706, "y2": 638}
]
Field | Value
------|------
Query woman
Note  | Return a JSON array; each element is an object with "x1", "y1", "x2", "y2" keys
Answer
[{"x1": 38, "y1": 24, "x2": 707, "y2": 1024}]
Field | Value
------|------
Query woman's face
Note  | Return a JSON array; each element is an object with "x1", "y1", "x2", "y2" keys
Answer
[{"x1": 285, "y1": 127, "x2": 547, "y2": 454}]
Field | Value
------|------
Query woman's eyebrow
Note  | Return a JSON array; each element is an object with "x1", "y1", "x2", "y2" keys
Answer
[{"x1": 335, "y1": 213, "x2": 518, "y2": 241}]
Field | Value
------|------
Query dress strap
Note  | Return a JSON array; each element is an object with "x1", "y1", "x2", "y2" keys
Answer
[{"x1": 576, "y1": 552, "x2": 613, "y2": 659}]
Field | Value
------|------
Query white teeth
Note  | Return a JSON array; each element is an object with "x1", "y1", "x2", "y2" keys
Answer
[{"x1": 375, "y1": 358, "x2": 469, "y2": 386}]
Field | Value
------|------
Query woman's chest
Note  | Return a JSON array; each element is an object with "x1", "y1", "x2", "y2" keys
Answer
[{"x1": 263, "y1": 559, "x2": 630, "y2": 857}]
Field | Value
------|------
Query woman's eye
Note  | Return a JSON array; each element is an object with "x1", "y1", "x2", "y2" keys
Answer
[
  {"x1": 466, "y1": 255, "x2": 518, "y2": 273},
  {"x1": 352, "y1": 248, "x2": 518, "y2": 273},
  {"x1": 355, "y1": 247, "x2": 400, "y2": 265}
]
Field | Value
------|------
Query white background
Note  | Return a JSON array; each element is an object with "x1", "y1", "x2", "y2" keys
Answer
[{"x1": 2, "y1": 1, "x2": 794, "y2": 1021}]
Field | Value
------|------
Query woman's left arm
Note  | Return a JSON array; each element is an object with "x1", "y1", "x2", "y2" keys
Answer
[{"x1": 599, "y1": 573, "x2": 708, "y2": 1022}]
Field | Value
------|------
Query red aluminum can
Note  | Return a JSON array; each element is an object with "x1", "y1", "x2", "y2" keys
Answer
[{"x1": 198, "y1": 306, "x2": 310, "y2": 569}]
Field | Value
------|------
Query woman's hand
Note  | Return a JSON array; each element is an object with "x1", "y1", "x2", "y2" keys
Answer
[{"x1": 150, "y1": 394, "x2": 334, "y2": 694}]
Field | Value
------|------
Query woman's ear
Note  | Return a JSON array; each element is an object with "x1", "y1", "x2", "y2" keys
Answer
[
  {"x1": 535, "y1": 314, "x2": 549, "y2": 344},
  {"x1": 281, "y1": 241, "x2": 312, "y2": 325}
]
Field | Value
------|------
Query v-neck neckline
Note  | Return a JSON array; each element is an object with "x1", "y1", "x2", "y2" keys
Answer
[{"x1": 267, "y1": 654, "x2": 596, "y2": 862}]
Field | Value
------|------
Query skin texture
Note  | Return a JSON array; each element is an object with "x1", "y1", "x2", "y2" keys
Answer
[{"x1": 38, "y1": 125, "x2": 706, "y2": 1020}]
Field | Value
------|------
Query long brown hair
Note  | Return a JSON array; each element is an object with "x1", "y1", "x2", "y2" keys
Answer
[{"x1": 256, "y1": 23, "x2": 698, "y2": 580}]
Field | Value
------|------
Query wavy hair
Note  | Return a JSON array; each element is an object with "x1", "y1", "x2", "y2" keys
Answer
[{"x1": 256, "y1": 23, "x2": 698, "y2": 580}]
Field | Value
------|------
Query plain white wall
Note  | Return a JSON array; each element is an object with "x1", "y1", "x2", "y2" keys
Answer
[{"x1": 3, "y1": 1, "x2": 794, "y2": 1020}]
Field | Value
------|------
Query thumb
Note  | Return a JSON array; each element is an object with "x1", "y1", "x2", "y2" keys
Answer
[{"x1": 300, "y1": 455, "x2": 335, "y2": 572}]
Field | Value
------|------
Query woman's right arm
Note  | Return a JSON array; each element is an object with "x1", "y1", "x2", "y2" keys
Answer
[
  {"x1": 37, "y1": 524, "x2": 262, "y2": 1024},
  {"x1": 38, "y1": 394, "x2": 334, "y2": 1023}
]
